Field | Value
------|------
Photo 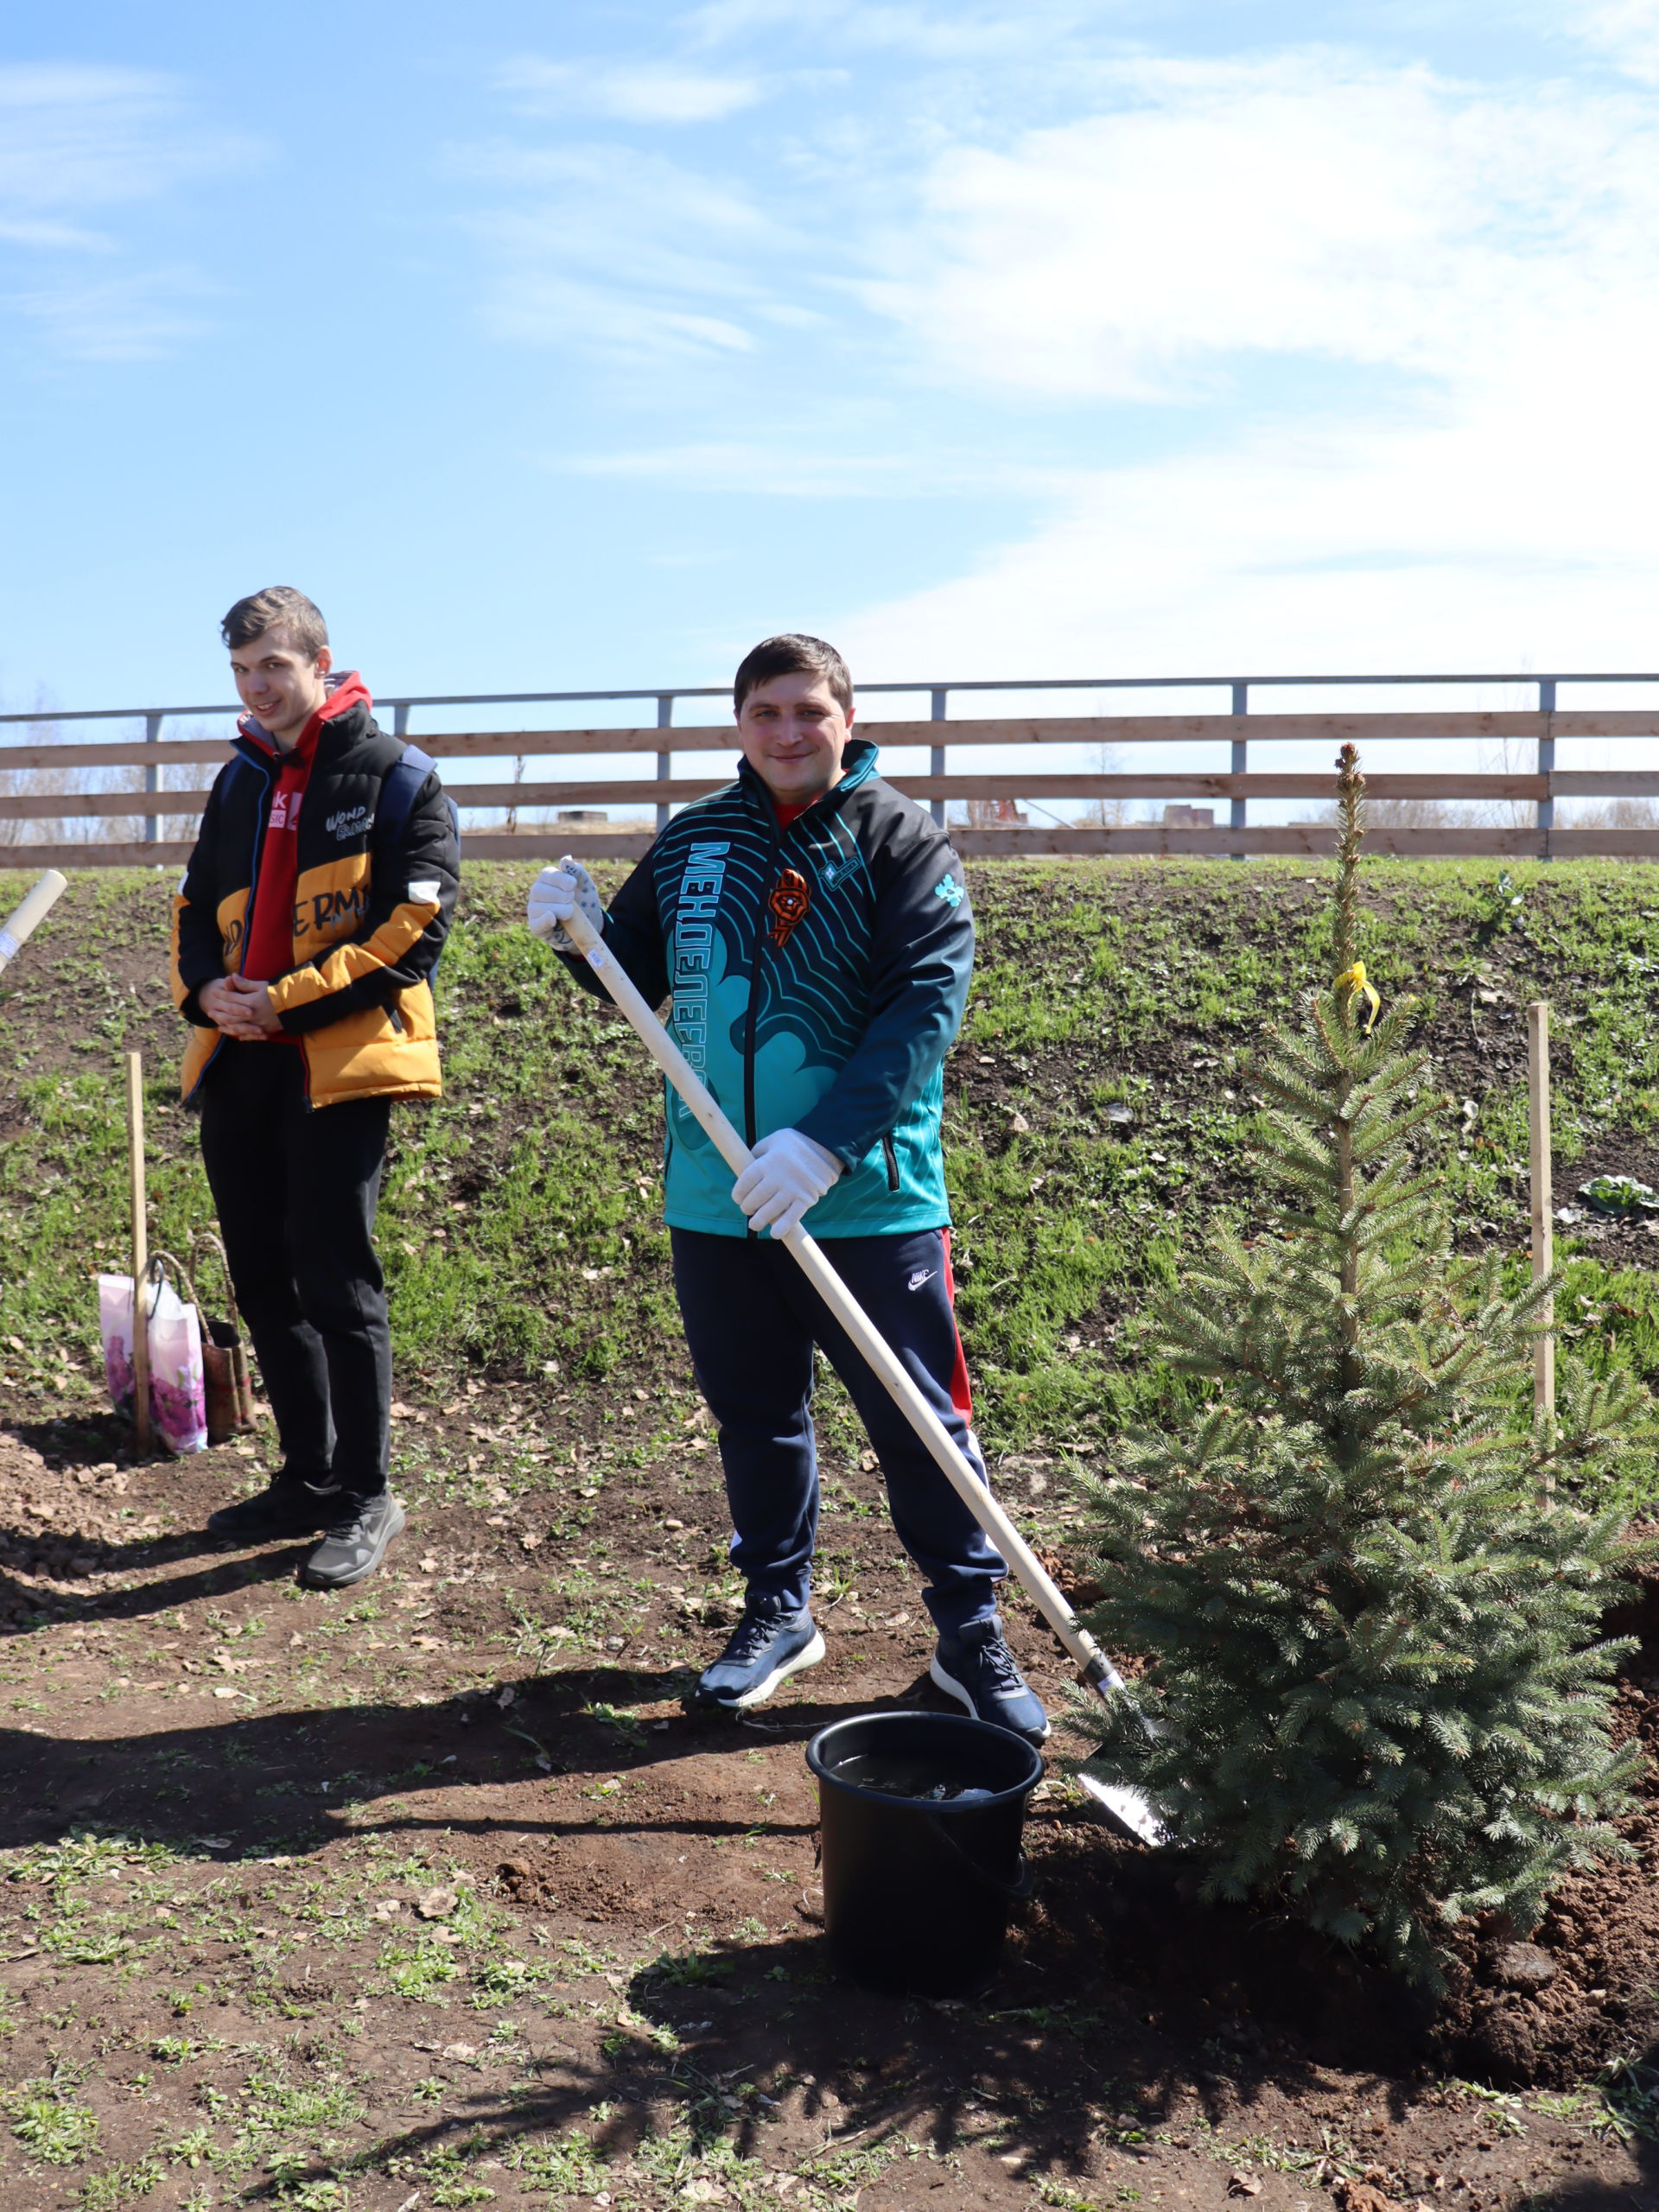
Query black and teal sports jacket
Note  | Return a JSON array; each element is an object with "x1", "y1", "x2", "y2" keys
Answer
[{"x1": 562, "y1": 738, "x2": 974, "y2": 1238}]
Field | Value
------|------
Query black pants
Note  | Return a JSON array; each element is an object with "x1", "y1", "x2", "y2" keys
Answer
[
  {"x1": 200, "y1": 1042, "x2": 391, "y2": 1497},
  {"x1": 670, "y1": 1226, "x2": 1007, "y2": 1635}
]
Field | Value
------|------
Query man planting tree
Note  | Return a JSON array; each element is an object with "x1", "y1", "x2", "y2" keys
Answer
[
  {"x1": 172, "y1": 587, "x2": 459, "y2": 1587},
  {"x1": 528, "y1": 633, "x2": 1046, "y2": 1745}
]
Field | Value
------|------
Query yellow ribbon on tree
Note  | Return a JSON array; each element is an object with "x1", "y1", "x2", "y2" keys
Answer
[{"x1": 1333, "y1": 960, "x2": 1381, "y2": 1033}]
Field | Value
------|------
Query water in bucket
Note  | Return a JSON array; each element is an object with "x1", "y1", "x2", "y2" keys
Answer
[{"x1": 831, "y1": 1753, "x2": 995, "y2": 1803}]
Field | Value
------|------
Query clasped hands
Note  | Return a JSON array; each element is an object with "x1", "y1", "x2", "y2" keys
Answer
[{"x1": 198, "y1": 974, "x2": 282, "y2": 1040}]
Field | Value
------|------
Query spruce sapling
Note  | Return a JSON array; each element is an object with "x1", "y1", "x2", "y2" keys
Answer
[{"x1": 1078, "y1": 745, "x2": 1651, "y2": 1984}]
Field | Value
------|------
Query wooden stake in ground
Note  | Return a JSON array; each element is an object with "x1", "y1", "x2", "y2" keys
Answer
[
  {"x1": 554, "y1": 880, "x2": 1162, "y2": 1844},
  {"x1": 125, "y1": 1049, "x2": 151, "y2": 1453},
  {"x1": 1529, "y1": 1001, "x2": 1555, "y2": 1464}
]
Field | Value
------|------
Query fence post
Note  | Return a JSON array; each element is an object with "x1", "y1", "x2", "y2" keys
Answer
[
  {"x1": 656, "y1": 696, "x2": 674, "y2": 831},
  {"x1": 930, "y1": 688, "x2": 946, "y2": 828},
  {"x1": 143, "y1": 713, "x2": 162, "y2": 845},
  {"x1": 1230, "y1": 682, "x2": 1248, "y2": 860},
  {"x1": 1536, "y1": 678, "x2": 1555, "y2": 861},
  {"x1": 393, "y1": 703, "x2": 410, "y2": 739}
]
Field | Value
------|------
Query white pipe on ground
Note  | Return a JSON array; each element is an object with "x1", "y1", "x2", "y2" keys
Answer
[{"x1": 0, "y1": 869, "x2": 67, "y2": 976}]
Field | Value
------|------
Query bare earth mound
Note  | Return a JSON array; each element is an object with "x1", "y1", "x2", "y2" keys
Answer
[
  {"x1": 0, "y1": 1408, "x2": 1656, "y2": 2209},
  {"x1": 4, "y1": 861, "x2": 1659, "y2": 2206}
]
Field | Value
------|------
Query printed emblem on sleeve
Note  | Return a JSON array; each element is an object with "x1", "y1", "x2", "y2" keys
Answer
[{"x1": 933, "y1": 873, "x2": 963, "y2": 907}]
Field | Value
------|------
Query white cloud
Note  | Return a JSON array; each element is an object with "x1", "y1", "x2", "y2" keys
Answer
[
  {"x1": 460, "y1": 24, "x2": 1659, "y2": 696},
  {"x1": 682, "y1": 0, "x2": 1101, "y2": 62},
  {"x1": 840, "y1": 405, "x2": 1659, "y2": 686},
  {"x1": 0, "y1": 65, "x2": 245, "y2": 245},
  {"x1": 496, "y1": 56, "x2": 771, "y2": 123},
  {"x1": 551, "y1": 438, "x2": 1042, "y2": 495},
  {"x1": 482, "y1": 274, "x2": 755, "y2": 357},
  {"x1": 453, "y1": 141, "x2": 774, "y2": 261},
  {"x1": 817, "y1": 49, "x2": 1659, "y2": 689},
  {"x1": 9, "y1": 266, "x2": 213, "y2": 363},
  {"x1": 1570, "y1": 0, "x2": 1659, "y2": 80},
  {"x1": 862, "y1": 54, "x2": 1659, "y2": 402},
  {"x1": 448, "y1": 139, "x2": 788, "y2": 361},
  {"x1": 0, "y1": 217, "x2": 107, "y2": 252},
  {"x1": 0, "y1": 63, "x2": 251, "y2": 359}
]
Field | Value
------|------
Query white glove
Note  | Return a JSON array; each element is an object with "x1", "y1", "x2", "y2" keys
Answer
[
  {"x1": 732, "y1": 1128, "x2": 844, "y2": 1238},
  {"x1": 526, "y1": 855, "x2": 603, "y2": 950}
]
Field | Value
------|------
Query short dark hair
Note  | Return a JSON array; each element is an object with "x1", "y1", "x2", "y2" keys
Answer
[
  {"x1": 734, "y1": 633, "x2": 852, "y2": 716},
  {"x1": 220, "y1": 587, "x2": 328, "y2": 661}
]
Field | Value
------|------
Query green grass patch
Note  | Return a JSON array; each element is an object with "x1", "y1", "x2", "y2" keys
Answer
[
  {"x1": 511, "y1": 2127, "x2": 608, "y2": 2194},
  {"x1": 78, "y1": 2158, "x2": 164, "y2": 2207},
  {"x1": 5, "y1": 859, "x2": 1659, "y2": 1480},
  {"x1": 8, "y1": 2069, "x2": 100, "y2": 2165}
]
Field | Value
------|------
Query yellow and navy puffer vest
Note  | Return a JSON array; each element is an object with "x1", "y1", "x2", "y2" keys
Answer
[{"x1": 170, "y1": 700, "x2": 460, "y2": 1109}]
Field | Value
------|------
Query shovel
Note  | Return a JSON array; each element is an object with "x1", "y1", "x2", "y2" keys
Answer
[{"x1": 556, "y1": 884, "x2": 1161, "y2": 1844}]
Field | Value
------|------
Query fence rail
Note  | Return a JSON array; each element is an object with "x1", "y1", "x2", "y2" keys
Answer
[
  {"x1": 12, "y1": 767, "x2": 1659, "y2": 826},
  {"x1": 6, "y1": 680, "x2": 1659, "y2": 861}
]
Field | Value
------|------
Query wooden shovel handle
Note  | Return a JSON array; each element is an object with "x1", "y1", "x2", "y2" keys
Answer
[{"x1": 557, "y1": 901, "x2": 1131, "y2": 1696}]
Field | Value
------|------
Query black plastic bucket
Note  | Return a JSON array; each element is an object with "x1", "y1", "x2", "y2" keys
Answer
[{"x1": 806, "y1": 1710, "x2": 1044, "y2": 1998}]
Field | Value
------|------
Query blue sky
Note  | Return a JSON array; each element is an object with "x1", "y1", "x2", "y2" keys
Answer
[{"x1": 6, "y1": 0, "x2": 1659, "y2": 759}]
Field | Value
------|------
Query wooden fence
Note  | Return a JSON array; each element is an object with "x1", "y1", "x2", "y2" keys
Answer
[{"x1": 5, "y1": 706, "x2": 1659, "y2": 863}]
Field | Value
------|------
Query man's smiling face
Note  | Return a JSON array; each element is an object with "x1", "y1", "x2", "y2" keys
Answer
[
  {"x1": 735, "y1": 671, "x2": 854, "y2": 806},
  {"x1": 228, "y1": 626, "x2": 332, "y2": 746}
]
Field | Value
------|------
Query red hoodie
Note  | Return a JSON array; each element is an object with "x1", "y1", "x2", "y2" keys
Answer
[{"x1": 240, "y1": 674, "x2": 372, "y2": 988}]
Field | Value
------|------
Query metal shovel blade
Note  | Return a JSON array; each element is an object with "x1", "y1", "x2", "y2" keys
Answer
[{"x1": 1077, "y1": 1772, "x2": 1167, "y2": 1846}]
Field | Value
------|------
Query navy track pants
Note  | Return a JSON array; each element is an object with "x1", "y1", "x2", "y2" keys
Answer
[{"x1": 669, "y1": 1225, "x2": 1007, "y2": 1635}]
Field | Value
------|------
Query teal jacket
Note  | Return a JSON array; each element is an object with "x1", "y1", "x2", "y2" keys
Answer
[{"x1": 560, "y1": 740, "x2": 974, "y2": 1237}]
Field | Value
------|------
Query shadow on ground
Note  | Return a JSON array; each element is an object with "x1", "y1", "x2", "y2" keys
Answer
[{"x1": 0, "y1": 1666, "x2": 936, "y2": 1857}]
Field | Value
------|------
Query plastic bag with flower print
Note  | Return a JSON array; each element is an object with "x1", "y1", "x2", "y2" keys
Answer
[{"x1": 97, "y1": 1271, "x2": 208, "y2": 1454}]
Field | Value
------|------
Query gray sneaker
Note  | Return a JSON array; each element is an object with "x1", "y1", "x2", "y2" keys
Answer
[{"x1": 302, "y1": 1492, "x2": 405, "y2": 1590}]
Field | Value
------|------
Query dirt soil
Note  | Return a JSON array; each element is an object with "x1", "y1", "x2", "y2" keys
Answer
[
  {"x1": 5, "y1": 860, "x2": 1659, "y2": 2206},
  {"x1": 3, "y1": 1399, "x2": 1659, "y2": 2212}
]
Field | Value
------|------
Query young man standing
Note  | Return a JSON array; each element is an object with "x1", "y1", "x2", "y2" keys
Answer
[
  {"x1": 528, "y1": 633, "x2": 1047, "y2": 1745},
  {"x1": 172, "y1": 587, "x2": 460, "y2": 1587}
]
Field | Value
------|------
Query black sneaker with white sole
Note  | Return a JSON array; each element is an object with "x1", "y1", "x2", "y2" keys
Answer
[
  {"x1": 931, "y1": 1619, "x2": 1051, "y2": 1747},
  {"x1": 301, "y1": 1491, "x2": 406, "y2": 1590},
  {"x1": 690, "y1": 1605, "x2": 826, "y2": 1713},
  {"x1": 207, "y1": 1478, "x2": 340, "y2": 1542}
]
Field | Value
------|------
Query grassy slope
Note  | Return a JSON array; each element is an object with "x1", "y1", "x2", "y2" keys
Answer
[{"x1": 3, "y1": 856, "x2": 1659, "y2": 1486}]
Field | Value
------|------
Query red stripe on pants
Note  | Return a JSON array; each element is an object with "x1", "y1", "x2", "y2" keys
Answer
[{"x1": 940, "y1": 1228, "x2": 973, "y2": 1421}]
